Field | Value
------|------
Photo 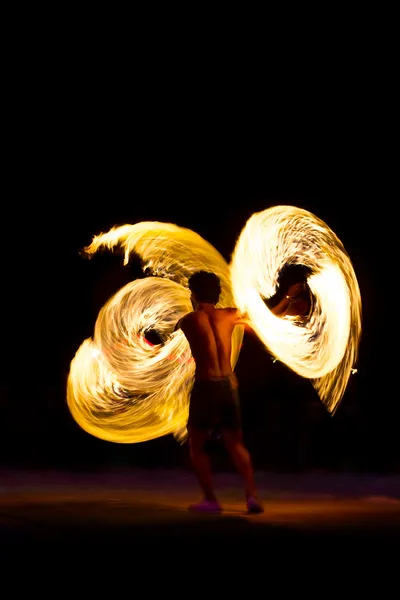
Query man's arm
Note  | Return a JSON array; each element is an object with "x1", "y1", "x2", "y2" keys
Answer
[
  {"x1": 234, "y1": 298, "x2": 296, "y2": 324},
  {"x1": 269, "y1": 282, "x2": 306, "y2": 316},
  {"x1": 270, "y1": 294, "x2": 297, "y2": 316},
  {"x1": 233, "y1": 309, "x2": 257, "y2": 335}
]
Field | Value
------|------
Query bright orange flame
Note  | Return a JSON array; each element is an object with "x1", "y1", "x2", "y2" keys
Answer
[
  {"x1": 67, "y1": 222, "x2": 243, "y2": 444},
  {"x1": 67, "y1": 207, "x2": 362, "y2": 444},
  {"x1": 230, "y1": 205, "x2": 362, "y2": 414}
]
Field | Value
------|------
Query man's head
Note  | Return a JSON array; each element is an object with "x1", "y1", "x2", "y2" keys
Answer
[{"x1": 188, "y1": 271, "x2": 221, "y2": 305}]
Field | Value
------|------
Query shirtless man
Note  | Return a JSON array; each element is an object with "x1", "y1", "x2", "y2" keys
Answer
[{"x1": 175, "y1": 270, "x2": 303, "y2": 514}]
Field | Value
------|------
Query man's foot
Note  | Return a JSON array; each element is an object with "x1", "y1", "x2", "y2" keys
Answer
[
  {"x1": 188, "y1": 499, "x2": 222, "y2": 513},
  {"x1": 247, "y1": 496, "x2": 264, "y2": 514}
]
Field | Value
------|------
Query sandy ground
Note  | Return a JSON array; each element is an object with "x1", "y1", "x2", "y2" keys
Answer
[{"x1": 1, "y1": 468, "x2": 398, "y2": 587}]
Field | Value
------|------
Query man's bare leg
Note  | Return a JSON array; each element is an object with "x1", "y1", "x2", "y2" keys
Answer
[
  {"x1": 188, "y1": 426, "x2": 218, "y2": 503},
  {"x1": 222, "y1": 428, "x2": 264, "y2": 512}
]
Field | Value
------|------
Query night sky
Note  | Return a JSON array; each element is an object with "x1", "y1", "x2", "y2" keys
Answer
[{"x1": 3, "y1": 185, "x2": 393, "y2": 473}]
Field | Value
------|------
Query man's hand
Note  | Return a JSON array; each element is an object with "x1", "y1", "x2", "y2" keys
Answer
[{"x1": 286, "y1": 281, "x2": 306, "y2": 298}]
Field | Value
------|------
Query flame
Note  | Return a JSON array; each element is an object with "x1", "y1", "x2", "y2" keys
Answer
[
  {"x1": 67, "y1": 207, "x2": 362, "y2": 444},
  {"x1": 230, "y1": 205, "x2": 362, "y2": 414},
  {"x1": 67, "y1": 222, "x2": 243, "y2": 443}
]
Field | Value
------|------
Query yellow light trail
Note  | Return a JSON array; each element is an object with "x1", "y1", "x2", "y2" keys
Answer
[
  {"x1": 67, "y1": 207, "x2": 362, "y2": 444},
  {"x1": 230, "y1": 205, "x2": 362, "y2": 414},
  {"x1": 67, "y1": 222, "x2": 242, "y2": 443}
]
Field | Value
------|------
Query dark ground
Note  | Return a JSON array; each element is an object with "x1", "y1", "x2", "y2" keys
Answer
[{"x1": 1, "y1": 468, "x2": 399, "y2": 581}]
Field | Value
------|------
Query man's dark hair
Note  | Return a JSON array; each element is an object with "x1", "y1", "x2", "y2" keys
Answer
[{"x1": 188, "y1": 271, "x2": 221, "y2": 304}]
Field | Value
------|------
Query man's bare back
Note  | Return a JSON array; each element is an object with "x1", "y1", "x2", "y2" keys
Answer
[{"x1": 178, "y1": 306, "x2": 243, "y2": 382}]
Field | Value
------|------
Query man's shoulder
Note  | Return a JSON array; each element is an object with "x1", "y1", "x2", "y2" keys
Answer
[
  {"x1": 174, "y1": 311, "x2": 193, "y2": 331},
  {"x1": 219, "y1": 307, "x2": 239, "y2": 316},
  {"x1": 216, "y1": 307, "x2": 241, "y2": 322}
]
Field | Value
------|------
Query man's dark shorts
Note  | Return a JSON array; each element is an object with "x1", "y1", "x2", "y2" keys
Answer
[{"x1": 188, "y1": 376, "x2": 241, "y2": 430}]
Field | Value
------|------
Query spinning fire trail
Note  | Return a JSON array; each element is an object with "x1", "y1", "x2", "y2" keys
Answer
[{"x1": 67, "y1": 207, "x2": 362, "y2": 443}]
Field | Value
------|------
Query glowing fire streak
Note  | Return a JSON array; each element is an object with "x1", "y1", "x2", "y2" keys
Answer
[
  {"x1": 67, "y1": 222, "x2": 243, "y2": 443},
  {"x1": 230, "y1": 205, "x2": 362, "y2": 414},
  {"x1": 67, "y1": 207, "x2": 362, "y2": 444}
]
